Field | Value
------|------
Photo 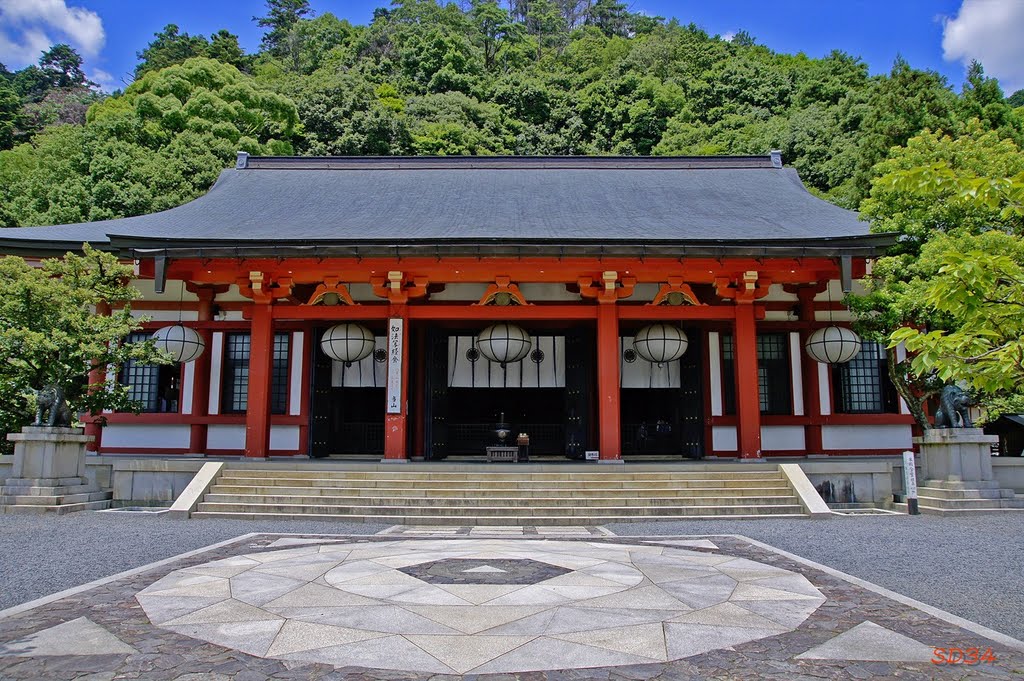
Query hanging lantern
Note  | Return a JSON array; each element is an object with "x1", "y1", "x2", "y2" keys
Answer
[
  {"x1": 151, "y1": 325, "x2": 205, "y2": 363},
  {"x1": 476, "y1": 323, "x2": 532, "y2": 367},
  {"x1": 321, "y1": 323, "x2": 375, "y2": 366},
  {"x1": 805, "y1": 326, "x2": 862, "y2": 364},
  {"x1": 632, "y1": 323, "x2": 689, "y2": 366}
]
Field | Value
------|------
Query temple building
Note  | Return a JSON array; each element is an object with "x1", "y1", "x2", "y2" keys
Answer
[{"x1": 0, "y1": 153, "x2": 915, "y2": 463}]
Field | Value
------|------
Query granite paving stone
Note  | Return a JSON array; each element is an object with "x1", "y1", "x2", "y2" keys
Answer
[{"x1": 0, "y1": 531, "x2": 1021, "y2": 680}]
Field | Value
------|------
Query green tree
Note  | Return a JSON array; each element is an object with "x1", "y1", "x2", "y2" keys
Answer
[
  {"x1": 255, "y1": 0, "x2": 313, "y2": 57},
  {"x1": 38, "y1": 44, "x2": 91, "y2": 89},
  {"x1": 850, "y1": 124, "x2": 1024, "y2": 427},
  {"x1": 0, "y1": 245, "x2": 169, "y2": 449},
  {"x1": 0, "y1": 58, "x2": 298, "y2": 227}
]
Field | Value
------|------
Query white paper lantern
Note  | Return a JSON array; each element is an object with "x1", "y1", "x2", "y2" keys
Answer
[
  {"x1": 151, "y1": 325, "x2": 205, "y2": 363},
  {"x1": 632, "y1": 323, "x2": 688, "y2": 366},
  {"x1": 321, "y1": 323, "x2": 375, "y2": 366},
  {"x1": 476, "y1": 323, "x2": 532, "y2": 367},
  {"x1": 805, "y1": 325, "x2": 862, "y2": 364}
]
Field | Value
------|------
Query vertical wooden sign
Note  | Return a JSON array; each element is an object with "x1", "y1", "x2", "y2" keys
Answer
[{"x1": 386, "y1": 318, "x2": 403, "y2": 414}]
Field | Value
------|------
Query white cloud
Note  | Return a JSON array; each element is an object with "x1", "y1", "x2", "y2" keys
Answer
[
  {"x1": 0, "y1": 0, "x2": 105, "y2": 68},
  {"x1": 88, "y1": 67, "x2": 117, "y2": 92},
  {"x1": 942, "y1": 0, "x2": 1024, "y2": 93},
  {"x1": 721, "y1": 31, "x2": 736, "y2": 43}
]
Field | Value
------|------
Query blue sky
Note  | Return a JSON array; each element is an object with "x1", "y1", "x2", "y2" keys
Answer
[{"x1": 2, "y1": 0, "x2": 1022, "y2": 95}]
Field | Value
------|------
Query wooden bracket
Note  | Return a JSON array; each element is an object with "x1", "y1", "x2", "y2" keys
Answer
[
  {"x1": 371, "y1": 270, "x2": 429, "y2": 303},
  {"x1": 648, "y1": 276, "x2": 703, "y2": 306},
  {"x1": 714, "y1": 270, "x2": 772, "y2": 304},
  {"x1": 578, "y1": 271, "x2": 637, "y2": 304},
  {"x1": 475, "y1": 276, "x2": 530, "y2": 306},
  {"x1": 183, "y1": 282, "x2": 230, "y2": 302},
  {"x1": 236, "y1": 271, "x2": 294, "y2": 304},
  {"x1": 306, "y1": 276, "x2": 357, "y2": 306}
]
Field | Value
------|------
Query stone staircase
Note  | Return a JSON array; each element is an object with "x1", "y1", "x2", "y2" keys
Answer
[
  {"x1": 0, "y1": 478, "x2": 112, "y2": 514},
  {"x1": 897, "y1": 479, "x2": 1024, "y2": 516},
  {"x1": 188, "y1": 464, "x2": 822, "y2": 525}
]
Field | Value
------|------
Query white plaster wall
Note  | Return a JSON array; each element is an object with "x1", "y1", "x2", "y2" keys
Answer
[
  {"x1": 206, "y1": 425, "x2": 299, "y2": 451},
  {"x1": 762, "y1": 283, "x2": 799, "y2": 302},
  {"x1": 181, "y1": 361, "x2": 195, "y2": 415},
  {"x1": 270, "y1": 425, "x2": 300, "y2": 450},
  {"x1": 818, "y1": 363, "x2": 831, "y2": 415},
  {"x1": 761, "y1": 425, "x2": 805, "y2": 451},
  {"x1": 132, "y1": 279, "x2": 199, "y2": 301},
  {"x1": 708, "y1": 331, "x2": 723, "y2": 417},
  {"x1": 821, "y1": 424, "x2": 913, "y2": 451},
  {"x1": 102, "y1": 424, "x2": 190, "y2": 449},
  {"x1": 289, "y1": 331, "x2": 305, "y2": 414},
  {"x1": 130, "y1": 309, "x2": 200, "y2": 321},
  {"x1": 789, "y1": 332, "x2": 804, "y2": 416},
  {"x1": 518, "y1": 283, "x2": 581, "y2": 302},
  {"x1": 208, "y1": 332, "x2": 223, "y2": 415},
  {"x1": 207, "y1": 424, "x2": 245, "y2": 450},
  {"x1": 427, "y1": 283, "x2": 489, "y2": 301},
  {"x1": 712, "y1": 426, "x2": 737, "y2": 451}
]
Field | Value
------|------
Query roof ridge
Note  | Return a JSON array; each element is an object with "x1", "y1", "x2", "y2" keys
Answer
[{"x1": 235, "y1": 152, "x2": 779, "y2": 171}]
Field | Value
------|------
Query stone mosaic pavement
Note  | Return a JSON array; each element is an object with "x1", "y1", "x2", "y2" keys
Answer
[{"x1": 1, "y1": 531, "x2": 1022, "y2": 680}]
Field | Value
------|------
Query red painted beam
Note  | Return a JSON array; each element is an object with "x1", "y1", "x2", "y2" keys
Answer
[
  {"x1": 244, "y1": 303, "x2": 273, "y2": 458},
  {"x1": 596, "y1": 305, "x2": 621, "y2": 461},
  {"x1": 734, "y1": 304, "x2": 762, "y2": 459}
]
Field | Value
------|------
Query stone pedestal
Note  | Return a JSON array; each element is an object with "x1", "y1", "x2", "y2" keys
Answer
[
  {"x1": 1, "y1": 426, "x2": 111, "y2": 515},
  {"x1": 916, "y1": 428, "x2": 996, "y2": 483},
  {"x1": 906, "y1": 428, "x2": 1023, "y2": 515}
]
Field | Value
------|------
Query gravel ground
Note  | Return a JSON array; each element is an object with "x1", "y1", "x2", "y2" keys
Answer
[
  {"x1": 0, "y1": 513, "x2": 388, "y2": 613},
  {"x1": 1, "y1": 512, "x2": 1022, "y2": 644},
  {"x1": 609, "y1": 514, "x2": 1024, "y2": 642}
]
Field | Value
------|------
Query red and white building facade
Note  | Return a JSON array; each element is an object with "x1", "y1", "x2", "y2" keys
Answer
[{"x1": 1, "y1": 154, "x2": 914, "y2": 462}]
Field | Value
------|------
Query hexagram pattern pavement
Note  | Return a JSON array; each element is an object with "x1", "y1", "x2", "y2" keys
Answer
[
  {"x1": 135, "y1": 539, "x2": 825, "y2": 674},
  {"x1": 0, "y1": 533, "x2": 1022, "y2": 680}
]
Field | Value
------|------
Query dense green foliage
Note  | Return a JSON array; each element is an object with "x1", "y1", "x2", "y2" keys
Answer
[
  {"x1": 4, "y1": 1, "x2": 1024, "y2": 425},
  {"x1": 850, "y1": 125, "x2": 1024, "y2": 425},
  {"x1": 0, "y1": 246, "x2": 169, "y2": 452},
  {"x1": 3, "y1": 0, "x2": 1024, "y2": 228}
]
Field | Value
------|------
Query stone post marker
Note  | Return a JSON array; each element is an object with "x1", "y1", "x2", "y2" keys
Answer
[{"x1": 1, "y1": 426, "x2": 112, "y2": 514}]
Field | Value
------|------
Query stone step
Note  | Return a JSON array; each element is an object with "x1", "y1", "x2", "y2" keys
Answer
[
  {"x1": 220, "y1": 469, "x2": 784, "y2": 481},
  {"x1": 920, "y1": 479, "x2": 1002, "y2": 491},
  {"x1": 895, "y1": 501, "x2": 1024, "y2": 516},
  {"x1": 193, "y1": 501, "x2": 806, "y2": 517},
  {"x1": 1, "y1": 499, "x2": 112, "y2": 515},
  {"x1": 0, "y1": 491, "x2": 111, "y2": 505},
  {"x1": 214, "y1": 476, "x2": 786, "y2": 490},
  {"x1": 190, "y1": 510, "x2": 809, "y2": 525},
  {"x1": 915, "y1": 486, "x2": 1013, "y2": 500},
  {"x1": 0, "y1": 483, "x2": 98, "y2": 496},
  {"x1": 915, "y1": 495, "x2": 1024, "y2": 510},
  {"x1": 207, "y1": 484, "x2": 796, "y2": 498},
  {"x1": 201, "y1": 493, "x2": 801, "y2": 508}
]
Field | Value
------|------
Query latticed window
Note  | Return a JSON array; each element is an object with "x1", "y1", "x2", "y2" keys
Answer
[
  {"x1": 119, "y1": 331, "x2": 181, "y2": 413},
  {"x1": 222, "y1": 332, "x2": 290, "y2": 414},
  {"x1": 834, "y1": 341, "x2": 898, "y2": 413},
  {"x1": 722, "y1": 333, "x2": 792, "y2": 415}
]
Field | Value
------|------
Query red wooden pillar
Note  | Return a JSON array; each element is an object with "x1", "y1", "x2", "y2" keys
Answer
[
  {"x1": 383, "y1": 305, "x2": 409, "y2": 460},
  {"x1": 596, "y1": 304, "x2": 621, "y2": 461},
  {"x1": 798, "y1": 288, "x2": 823, "y2": 454},
  {"x1": 244, "y1": 302, "x2": 273, "y2": 458},
  {"x1": 734, "y1": 303, "x2": 762, "y2": 459},
  {"x1": 84, "y1": 300, "x2": 111, "y2": 453},
  {"x1": 188, "y1": 288, "x2": 215, "y2": 455}
]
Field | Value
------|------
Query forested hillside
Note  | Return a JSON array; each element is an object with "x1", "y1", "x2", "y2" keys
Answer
[{"x1": 1, "y1": 0, "x2": 1023, "y2": 228}]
